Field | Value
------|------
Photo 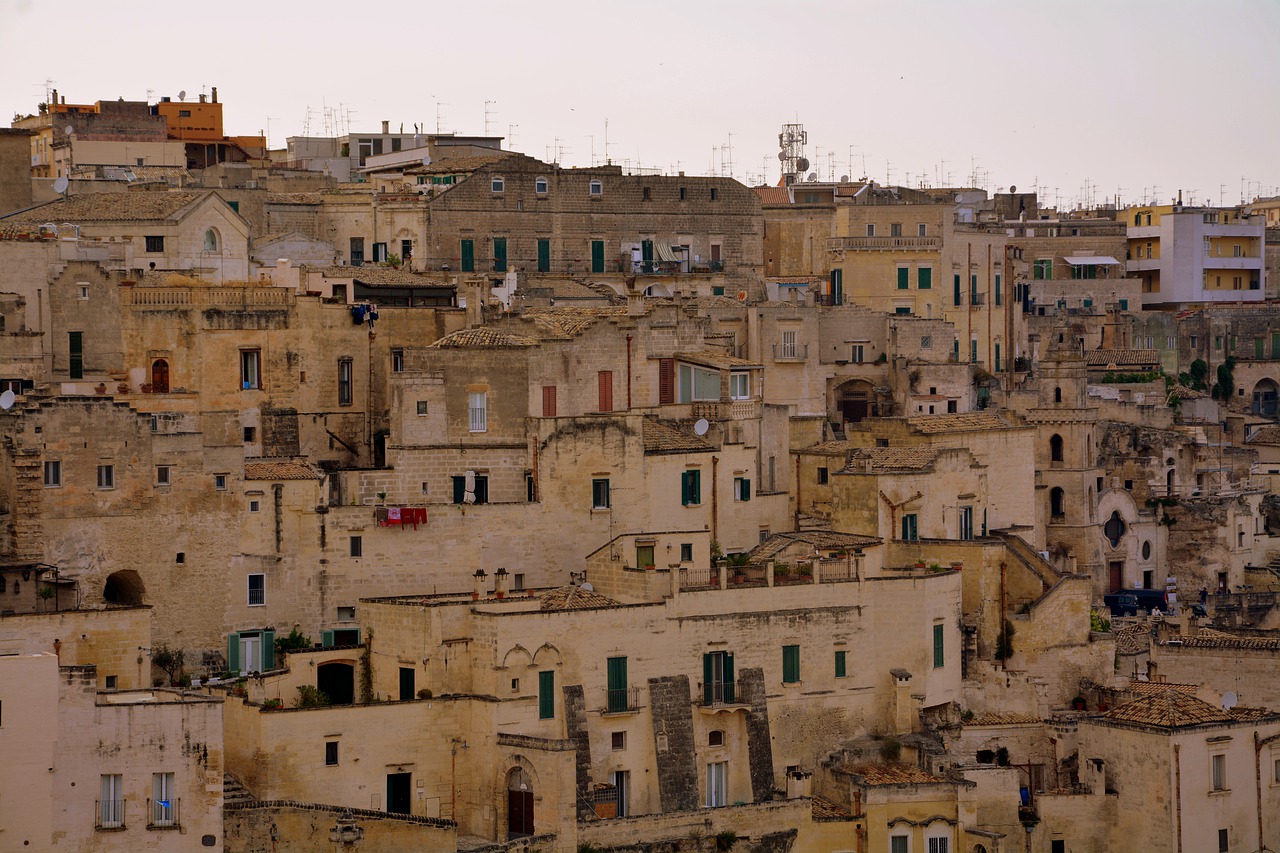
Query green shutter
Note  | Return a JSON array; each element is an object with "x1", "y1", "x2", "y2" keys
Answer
[
  {"x1": 994, "y1": 274, "x2": 1001, "y2": 305},
  {"x1": 742, "y1": 479, "x2": 751, "y2": 501},
  {"x1": 538, "y1": 670, "x2": 554, "y2": 719},
  {"x1": 783, "y1": 645, "x2": 800, "y2": 683},
  {"x1": 68, "y1": 331, "x2": 83, "y2": 380},
  {"x1": 690, "y1": 471, "x2": 700, "y2": 504},
  {"x1": 933, "y1": 624, "x2": 944, "y2": 668},
  {"x1": 830, "y1": 268, "x2": 843, "y2": 304},
  {"x1": 261, "y1": 630, "x2": 275, "y2": 671},
  {"x1": 352, "y1": 629, "x2": 361, "y2": 645},
  {"x1": 918, "y1": 268, "x2": 931, "y2": 289},
  {"x1": 1256, "y1": 337, "x2": 1265, "y2": 360},
  {"x1": 953, "y1": 274, "x2": 962, "y2": 305},
  {"x1": 641, "y1": 240, "x2": 653, "y2": 262},
  {"x1": 971, "y1": 339, "x2": 978, "y2": 363},
  {"x1": 492, "y1": 238, "x2": 507, "y2": 272},
  {"x1": 227, "y1": 633, "x2": 240, "y2": 675},
  {"x1": 460, "y1": 239, "x2": 475, "y2": 272},
  {"x1": 995, "y1": 343, "x2": 1002, "y2": 371},
  {"x1": 703, "y1": 653, "x2": 714, "y2": 704},
  {"x1": 897, "y1": 267, "x2": 909, "y2": 290},
  {"x1": 607, "y1": 656, "x2": 628, "y2": 712},
  {"x1": 835, "y1": 650, "x2": 847, "y2": 678},
  {"x1": 723, "y1": 653, "x2": 734, "y2": 703},
  {"x1": 537, "y1": 238, "x2": 550, "y2": 273},
  {"x1": 591, "y1": 240, "x2": 605, "y2": 273},
  {"x1": 321, "y1": 630, "x2": 334, "y2": 649},
  {"x1": 971, "y1": 275, "x2": 978, "y2": 300},
  {"x1": 1119, "y1": 299, "x2": 1129, "y2": 310}
]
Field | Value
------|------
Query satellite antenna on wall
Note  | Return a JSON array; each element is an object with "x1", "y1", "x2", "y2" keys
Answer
[
  {"x1": 1222, "y1": 692, "x2": 1237, "y2": 710},
  {"x1": 1010, "y1": 185, "x2": 1018, "y2": 193},
  {"x1": 53, "y1": 175, "x2": 69, "y2": 195},
  {"x1": 840, "y1": 175, "x2": 849, "y2": 183},
  {"x1": 0, "y1": 390, "x2": 15, "y2": 410},
  {"x1": 694, "y1": 418, "x2": 709, "y2": 436},
  {"x1": 178, "y1": 90, "x2": 187, "y2": 102}
]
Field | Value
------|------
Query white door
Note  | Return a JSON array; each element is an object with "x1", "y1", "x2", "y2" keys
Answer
[
  {"x1": 706, "y1": 762, "x2": 726, "y2": 807},
  {"x1": 612, "y1": 770, "x2": 629, "y2": 817},
  {"x1": 240, "y1": 635, "x2": 260, "y2": 674}
]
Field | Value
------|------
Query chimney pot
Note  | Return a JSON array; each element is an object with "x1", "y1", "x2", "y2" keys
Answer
[{"x1": 382, "y1": 120, "x2": 390, "y2": 135}]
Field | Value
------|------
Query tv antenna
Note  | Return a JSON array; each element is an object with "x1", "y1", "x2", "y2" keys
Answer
[
  {"x1": 484, "y1": 100, "x2": 496, "y2": 136},
  {"x1": 778, "y1": 123, "x2": 807, "y2": 186}
]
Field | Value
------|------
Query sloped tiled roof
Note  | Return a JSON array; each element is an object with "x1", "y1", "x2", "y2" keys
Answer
[
  {"x1": 1113, "y1": 622, "x2": 1152, "y2": 656},
  {"x1": 522, "y1": 306, "x2": 627, "y2": 338},
  {"x1": 1178, "y1": 628, "x2": 1280, "y2": 651},
  {"x1": 843, "y1": 446, "x2": 939, "y2": 473},
  {"x1": 811, "y1": 796, "x2": 853, "y2": 821},
  {"x1": 407, "y1": 153, "x2": 511, "y2": 175},
  {"x1": 673, "y1": 351, "x2": 761, "y2": 370},
  {"x1": 753, "y1": 186, "x2": 792, "y2": 205},
  {"x1": 266, "y1": 192, "x2": 325, "y2": 205},
  {"x1": 906, "y1": 412, "x2": 1016, "y2": 434},
  {"x1": 966, "y1": 712, "x2": 1042, "y2": 726},
  {"x1": 841, "y1": 763, "x2": 947, "y2": 786},
  {"x1": 538, "y1": 584, "x2": 619, "y2": 611},
  {"x1": 1126, "y1": 681, "x2": 1199, "y2": 698},
  {"x1": 803, "y1": 440, "x2": 856, "y2": 456},
  {"x1": 1085, "y1": 349, "x2": 1160, "y2": 367},
  {"x1": 1246, "y1": 425, "x2": 1280, "y2": 446},
  {"x1": 1102, "y1": 691, "x2": 1235, "y2": 728},
  {"x1": 244, "y1": 460, "x2": 321, "y2": 481},
  {"x1": 1, "y1": 190, "x2": 209, "y2": 227},
  {"x1": 768, "y1": 275, "x2": 823, "y2": 284},
  {"x1": 642, "y1": 419, "x2": 713, "y2": 454},
  {"x1": 428, "y1": 328, "x2": 538, "y2": 349},
  {"x1": 316, "y1": 266, "x2": 450, "y2": 287},
  {"x1": 750, "y1": 530, "x2": 881, "y2": 561}
]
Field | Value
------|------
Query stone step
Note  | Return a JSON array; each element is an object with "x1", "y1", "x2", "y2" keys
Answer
[{"x1": 223, "y1": 773, "x2": 255, "y2": 804}]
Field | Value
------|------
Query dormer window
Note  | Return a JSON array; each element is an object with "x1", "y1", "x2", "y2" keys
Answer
[
  {"x1": 589, "y1": 180, "x2": 603, "y2": 197},
  {"x1": 491, "y1": 176, "x2": 505, "y2": 193},
  {"x1": 535, "y1": 177, "x2": 548, "y2": 194}
]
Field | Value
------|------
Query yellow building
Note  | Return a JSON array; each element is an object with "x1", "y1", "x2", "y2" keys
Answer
[{"x1": 1121, "y1": 203, "x2": 1265, "y2": 305}]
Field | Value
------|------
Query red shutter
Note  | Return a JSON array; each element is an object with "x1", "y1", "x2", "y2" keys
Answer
[
  {"x1": 542, "y1": 386, "x2": 556, "y2": 417},
  {"x1": 658, "y1": 358, "x2": 674, "y2": 404},
  {"x1": 598, "y1": 371, "x2": 613, "y2": 412}
]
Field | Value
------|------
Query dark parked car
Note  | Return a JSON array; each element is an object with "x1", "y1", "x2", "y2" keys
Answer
[{"x1": 1104, "y1": 589, "x2": 1169, "y2": 616}]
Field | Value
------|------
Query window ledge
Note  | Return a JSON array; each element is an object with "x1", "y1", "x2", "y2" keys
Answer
[
  {"x1": 1209, "y1": 788, "x2": 1231, "y2": 795},
  {"x1": 147, "y1": 824, "x2": 181, "y2": 831}
]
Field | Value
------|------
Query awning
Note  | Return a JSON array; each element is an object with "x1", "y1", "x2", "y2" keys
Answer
[
  {"x1": 654, "y1": 243, "x2": 683, "y2": 262},
  {"x1": 1064, "y1": 256, "x2": 1119, "y2": 265}
]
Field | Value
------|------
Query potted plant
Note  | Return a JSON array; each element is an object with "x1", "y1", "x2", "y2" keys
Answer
[
  {"x1": 116, "y1": 382, "x2": 131, "y2": 394},
  {"x1": 95, "y1": 382, "x2": 107, "y2": 394}
]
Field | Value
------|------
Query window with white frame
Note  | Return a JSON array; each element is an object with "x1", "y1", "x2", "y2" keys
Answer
[
  {"x1": 1211, "y1": 752, "x2": 1227, "y2": 791},
  {"x1": 468, "y1": 391, "x2": 488, "y2": 432},
  {"x1": 589, "y1": 180, "x2": 603, "y2": 196},
  {"x1": 678, "y1": 364, "x2": 720, "y2": 402},
  {"x1": 491, "y1": 176, "x2": 505, "y2": 192},
  {"x1": 779, "y1": 330, "x2": 798, "y2": 358},
  {"x1": 99, "y1": 773, "x2": 124, "y2": 828},
  {"x1": 706, "y1": 761, "x2": 727, "y2": 807},
  {"x1": 890, "y1": 834, "x2": 908, "y2": 853},
  {"x1": 156, "y1": 465, "x2": 171, "y2": 486},
  {"x1": 248, "y1": 574, "x2": 265, "y2": 606},
  {"x1": 44, "y1": 460, "x2": 61, "y2": 487},
  {"x1": 730, "y1": 372, "x2": 749, "y2": 400},
  {"x1": 240, "y1": 349, "x2": 261, "y2": 390},
  {"x1": 97, "y1": 464, "x2": 114, "y2": 490},
  {"x1": 535, "y1": 177, "x2": 548, "y2": 193},
  {"x1": 151, "y1": 772, "x2": 176, "y2": 826},
  {"x1": 926, "y1": 835, "x2": 950, "y2": 853}
]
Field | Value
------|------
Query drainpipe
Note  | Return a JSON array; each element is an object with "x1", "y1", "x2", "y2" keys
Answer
[
  {"x1": 625, "y1": 334, "x2": 633, "y2": 409},
  {"x1": 1173, "y1": 743, "x2": 1183, "y2": 853},
  {"x1": 999, "y1": 561, "x2": 1007, "y2": 670},
  {"x1": 794, "y1": 456, "x2": 801, "y2": 532},
  {"x1": 711, "y1": 456, "x2": 719, "y2": 547}
]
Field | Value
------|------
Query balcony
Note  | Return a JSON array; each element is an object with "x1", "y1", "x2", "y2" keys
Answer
[
  {"x1": 148, "y1": 798, "x2": 180, "y2": 830},
  {"x1": 772, "y1": 343, "x2": 809, "y2": 361},
  {"x1": 702, "y1": 681, "x2": 737, "y2": 706},
  {"x1": 96, "y1": 799, "x2": 126, "y2": 831},
  {"x1": 828, "y1": 236, "x2": 942, "y2": 252},
  {"x1": 604, "y1": 686, "x2": 640, "y2": 714}
]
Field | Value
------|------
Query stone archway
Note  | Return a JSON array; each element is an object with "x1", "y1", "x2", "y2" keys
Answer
[
  {"x1": 834, "y1": 379, "x2": 876, "y2": 424},
  {"x1": 103, "y1": 569, "x2": 145, "y2": 606},
  {"x1": 1252, "y1": 377, "x2": 1279, "y2": 417}
]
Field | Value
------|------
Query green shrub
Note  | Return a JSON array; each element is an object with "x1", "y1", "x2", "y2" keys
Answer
[{"x1": 295, "y1": 685, "x2": 331, "y2": 708}]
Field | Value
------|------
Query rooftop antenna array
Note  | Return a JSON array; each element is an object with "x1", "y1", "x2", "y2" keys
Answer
[
  {"x1": 484, "y1": 101, "x2": 496, "y2": 136},
  {"x1": 778, "y1": 123, "x2": 808, "y2": 187}
]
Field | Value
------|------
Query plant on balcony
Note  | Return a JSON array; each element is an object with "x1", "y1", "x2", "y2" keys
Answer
[
  {"x1": 295, "y1": 684, "x2": 331, "y2": 708},
  {"x1": 874, "y1": 352, "x2": 887, "y2": 364},
  {"x1": 715, "y1": 831, "x2": 739, "y2": 851},
  {"x1": 274, "y1": 628, "x2": 311, "y2": 657},
  {"x1": 152, "y1": 644, "x2": 185, "y2": 686},
  {"x1": 262, "y1": 698, "x2": 282, "y2": 710},
  {"x1": 95, "y1": 382, "x2": 107, "y2": 394}
]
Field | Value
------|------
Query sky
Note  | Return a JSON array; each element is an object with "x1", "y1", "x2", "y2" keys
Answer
[{"x1": 3, "y1": 0, "x2": 1278, "y2": 209}]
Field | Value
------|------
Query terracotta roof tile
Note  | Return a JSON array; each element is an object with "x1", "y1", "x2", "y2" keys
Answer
[
  {"x1": 768, "y1": 276, "x2": 823, "y2": 284},
  {"x1": 967, "y1": 712, "x2": 1042, "y2": 726},
  {"x1": 1179, "y1": 628, "x2": 1280, "y2": 651},
  {"x1": 753, "y1": 186, "x2": 792, "y2": 205},
  {"x1": 406, "y1": 153, "x2": 511, "y2": 175},
  {"x1": 538, "y1": 585, "x2": 619, "y2": 611},
  {"x1": 750, "y1": 531, "x2": 881, "y2": 561},
  {"x1": 1246, "y1": 425, "x2": 1280, "y2": 446},
  {"x1": 1125, "y1": 681, "x2": 1199, "y2": 697},
  {"x1": 803, "y1": 440, "x2": 856, "y2": 455},
  {"x1": 1102, "y1": 691, "x2": 1235, "y2": 728},
  {"x1": 842, "y1": 763, "x2": 947, "y2": 786},
  {"x1": 843, "y1": 446, "x2": 939, "y2": 473},
  {"x1": 1113, "y1": 623, "x2": 1152, "y2": 655},
  {"x1": 316, "y1": 266, "x2": 451, "y2": 288},
  {"x1": 811, "y1": 796, "x2": 853, "y2": 821},
  {"x1": 1, "y1": 190, "x2": 210, "y2": 227},
  {"x1": 428, "y1": 328, "x2": 539, "y2": 349},
  {"x1": 906, "y1": 412, "x2": 1016, "y2": 433},
  {"x1": 244, "y1": 460, "x2": 321, "y2": 481},
  {"x1": 642, "y1": 419, "x2": 713, "y2": 454},
  {"x1": 1085, "y1": 349, "x2": 1161, "y2": 367}
]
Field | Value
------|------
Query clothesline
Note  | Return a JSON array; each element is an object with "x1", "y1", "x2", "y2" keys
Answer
[{"x1": 374, "y1": 506, "x2": 428, "y2": 529}]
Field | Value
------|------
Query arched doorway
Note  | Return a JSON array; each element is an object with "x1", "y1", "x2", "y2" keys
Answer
[
  {"x1": 103, "y1": 570, "x2": 145, "y2": 606},
  {"x1": 1252, "y1": 378, "x2": 1278, "y2": 416},
  {"x1": 150, "y1": 359, "x2": 170, "y2": 393},
  {"x1": 507, "y1": 767, "x2": 534, "y2": 838},
  {"x1": 317, "y1": 662, "x2": 355, "y2": 705},
  {"x1": 835, "y1": 379, "x2": 876, "y2": 424}
]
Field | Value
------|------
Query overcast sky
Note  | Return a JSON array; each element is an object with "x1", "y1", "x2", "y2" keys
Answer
[{"x1": 3, "y1": 0, "x2": 1277, "y2": 208}]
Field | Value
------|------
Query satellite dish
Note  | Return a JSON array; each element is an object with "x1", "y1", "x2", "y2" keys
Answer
[
  {"x1": 53, "y1": 176, "x2": 69, "y2": 194},
  {"x1": 694, "y1": 418, "x2": 709, "y2": 436},
  {"x1": 777, "y1": 151, "x2": 787, "y2": 161},
  {"x1": 64, "y1": 125, "x2": 74, "y2": 136},
  {"x1": 580, "y1": 582, "x2": 594, "y2": 592},
  {"x1": 1010, "y1": 185, "x2": 1018, "y2": 193},
  {"x1": 807, "y1": 173, "x2": 818, "y2": 182},
  {"x1": 0, "y1": 390, "x2": 14, "y2": 410},
  {"x1": 178, "y1": 90, "x2": 186, "y2": 101},
  {"x1": 1222, "y1": 691, "x2": 1237, "y2": 710},
  {"x1": 840, "y1": 175, "x2": 849, "y2": 183},
  {"x1": 795, "y1": 157, "x2": 810, "y2": 172}
]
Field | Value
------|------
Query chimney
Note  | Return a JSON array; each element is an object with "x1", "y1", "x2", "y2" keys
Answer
[
  {"x1": 891, "y1": 669, "x2": 916, "y2": 733},
  {"x1": 199, "y1": 93, "x2": 207, "y2": 104},
  {"x1": 51, "y1": 88, "x2": 58, "y2": 107},
  {"x1": 382, "y1": 120, "x2": 390, "y2": 135},
  {"x1": 465, "y1": 278, "x2": 485, "y2": 328},
  {"x1": 211, "y1": 86, "x2": 218, "y2": 104},
  {"x1": 472, "y1": 569, "x2": 487, "y2": 601},
  {"x1": 494, "y1": 568, "x2": 509, "y2": 600}
]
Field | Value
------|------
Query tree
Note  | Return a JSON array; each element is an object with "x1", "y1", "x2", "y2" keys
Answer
[
  {"x1": 1211, "y1": 357, "x2": 1236, "y2": 402},
  {"x1": 152, "y1": 644, "x2": 185, "y2": 686},
  {"x1": 1187, "y1": 358, "x2": 1209, "y2": 391}
]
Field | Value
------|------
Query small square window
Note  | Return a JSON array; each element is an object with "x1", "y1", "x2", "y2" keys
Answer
[
  {"x1": 214, "y1": 474, "x2": 227, "y2": 491},
  {"x1": 491, "y1": 176, "x2": 505, "y2": 193},
  {"x1": 43, "y1": 460, "x2": 61, "y2": 487},
  {"x1": 337, "y1": 605, "x2": 356, "y2": 621},
  {"x1": 611, "y1": 731, "x2": 626, "y2": 750},
  {"x1": 243, "y1": 426, "x2": 256, "y2": 443},
  {"x1": 416, "y1": 400, "x2": 429, "y2": 416},
  {"x1": 680, "y1": 543, "x2": 693, "y2": 562},
  {"x1": 589, "y1": 180, "x2": 603, "y2": 196},
  {"x1": 921, "y1": 335, "x2": 932, "y2": 348},
  {"x1": 535, "y1": 177, "x2": 548, "y2": 194},
  {"x1": 248, "y1": 499, "x2": 262, "y2": 513},
  {"x1": 97, "y1": 464, "x2": 114, "y2": 490},
  {"x1": 145, "y1": 235, "x2": 165, "y2": 253},
  {"x1": 511, "y1": 677, "x2": 520, "y2": 691},
  {"x1": 155, "y1": 465, "x2": 171, "y2": 486},
  {"x1": 817, "y1": 467, "x2": 829, "y2": 485},
  {"x1": 325, "y1": 741, "x2": 339, "y2": 766},
  {"x1": 105, "y1": 675, "x2": 117, "y2": 690},
  {"x1": 79, "y1": 285, "x2": 89, "y2": 300}
]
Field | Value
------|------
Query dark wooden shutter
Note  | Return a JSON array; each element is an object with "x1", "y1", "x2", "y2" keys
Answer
[
  {"x1": 542, "y1": 386, "x2": 557, "y2": 417},
  {"x1": 659, "y1": 359, "x2": 674, "y2": 404},
  {"x1": 598, "y1": 371, "x2": 613, "y2": 412}
]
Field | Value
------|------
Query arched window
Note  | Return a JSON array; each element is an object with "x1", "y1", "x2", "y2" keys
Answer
[
  {"x1": 708, "y1": 730, "x2": 724, "y2": 746},
  {"x1": 1104, "y1": 511, "x2": 1127, "y2": 548},
  {"x1": 150, "y1": 359, "x2": 170, "y2": 393},
  {"x1": 203, "y1": 228, "x2": 220, "y2": 252},
  {"x1": 1050, "y1": 487, "x2": 1065, "y2": 518},
  {"x1": 1054, "y1": 386, "x2": 1062, "y2": 403},
  {"x1": 1050, "y1": 434, "x2": 1064, "y2": 463}
]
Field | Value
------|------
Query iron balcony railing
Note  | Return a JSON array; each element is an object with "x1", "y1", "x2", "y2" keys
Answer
[
  {"x1": 701, "y1": 681, "x2": 736, "y2": 706},
  {"x1": 606, "y1": 686, "x2": 640, "y2": 714},
  {"x1": 148, "y1": 797, "x2": 180, "y2": 828},
  {"x1": 96, "y1": 799, "x2": 125, "y2": 830}
]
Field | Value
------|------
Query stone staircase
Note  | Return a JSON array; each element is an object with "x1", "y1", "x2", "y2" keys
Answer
[{"x1": 223, "y1": 773, "x2": 255, "y2": 806}]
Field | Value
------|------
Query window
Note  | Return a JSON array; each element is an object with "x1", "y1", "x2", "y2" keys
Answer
[
  {"x1": 901, "y1": 513, "x2": 918, "y2": 542},
  {"x1": 729, "y1": 372, "x2": 749, "y2": 400},
  {"x1": 597, "y1": 370, "x2": 613, "y2": 411},
  {"x1": 897, "y1": 267, "x2": 909, "y2": 290},
  {"x1": 460, "y1": 239, "x2": 475, "y2": 272},
  {"x1": 1211, "y1": 753, "x2": 1226, "y2": 791},
  {"x1": 994, "y1": 274, "x2": 1002, "y2": 305},
  {"x1": 1050, "y1": 434, "x2": 1064, "y2": 462},
  {"x1": 492, "y1": 237, "x2": 507, "y2": 272},
  {"x1": 491, "y1": 176, "x2": 504, "y2": 192},
  {"x1": 1219, "y1": 828, "x2": 1229, "y2": 852},
  {"x1": 636, "y1": 544, "x2": 655, "y2": 569},
  {"x1": 68, "y1": 330, "x2": 83, "y2": 379},
  {"x1": 79, "y1": 284, "x2": 90, "y2": 300},
  {"x1": 927, "y1": 839, "x2": 949, "y2": 853},
  {"x1": 591, "y1": 239, "x2": 605, "y2": 273},
  {"x1": 1033, "y1": 259, "x2": 1051, "y2": 280},
  {"x1": 391, "y1": 349, "x2": 404, "y2": 373},
  {"x1": 953, "y1": 274, "x2": 962, "y2": 305},
  {"x1": 607, "y1": 656, "x2": 629, "y2": 712},
  {"x1": 681, "y1": 469, "x2": 702, "y2": 506},
  {"x1": 1050, "y1": 488, "x2": 1065, "y2": 518},
  {"x1": 589, "y1": 180, "x2": 602, "y2": 196},
  {"x1": 933, "y1": 624, "x2": 945, "y2": 668},
  {"x1": 214, "y1": 474, "x2": 227, "y2": 491},
  {"x1": 156, "y1": 465, "x2": 171, "y2": 486},
  {"x1": 150, "y1": 771, "x2": 176, "y2": 827},
  {"x1": 852, "y1": 344, "x2": 866, "y2": 362},
  {"x1": 918, "y1": 223, "x2": 928, "y2": 236},
  {"x1": 707, "y1": 761, "x2": 727, "y2": 807},
  {"x1": 40, "y1": 459, "x2": 60, "y2": 488},
  {"x1": 817, "y1": 466, "x2": 829, "y2": 485},
  {"x1": 145, "y1": 235, "x2": 164, "y2": 253},
  {"x1": 542, "y1": 385, "x2": 557, "y2": 417},
  {"x1": 337, "y1": 605, "x2": 356, "y2": 621},
  {"x1": 535, "y1": 177, "x2": 548, "y2": 193},
  {"x1": 99, "y1": 773, "x2": 124, "y2": 829},
  {"x1": 835, "y1": 649, "x2": 847, "y2": 678},
  {"x1": 538, "y1": 670, "x2": 555, "y2": 719},
  {"x1": 452, "y1": 474, "x2": 489, "y2": 504},
  {"x1": 866, "y1": 223, "x2": 876, "y2": 237},
  {"x1": 248, "y1": 574, "x2": 265, "y2": 606},
  {"x1": 337, "y1": 358, "x2": 353, "y2": 406},
  {"x1": 918, "y1": 267, "x2": 932, "y2": 289},
  {"x1": 349, "y1": 536, "x2": 362, "y2": 558},
  {"x1": 592, "y1": 478, "x2": 611, "y2": 510},
  {"x1": 349, "y1": 237, "x2": 365, "y2": 266},
  {"x1": 782, "y1": 645, "x2": 800, "y2": 683},
  {"x1": 958, "y1": 506, "x2": 973, "y2": 540},
  {"x1": 703, "y1": 651, "x2": 734, "y2": 704},
  {"x1": 709, "y1": 730, "x2": 725, "y2": 746},
  {"x1": 249, "y1": 499, "x2": 260, "y2": 512},
  {"x1": 891, "y1": 836, "x2": 909, "y2": 853},
  {"x1": 416, "y1": 400, "x2": 428, "y2": 416},
  {"x1": 240, "y1": 349, "x2": 261, "y2": 390},
  {"x1": 678, "y1": 364, "x2": 720, "y2": 402},
  {"x1": 468, "y1": 391, "x2": 487, "y2": 432},
  {"x1": 710, "y1": 187, "x2": 719, "y2": 201},
  {"x1": 243, "y1": 426, "x2": 256, "y2": 443},
  {"x1": 680, "y1": 543, "x2": 693, "y2": 562},
  {"x1": 734, "y1": 476, "x2": 751, "y2": 502},
  {"x1": 325, "y1": 742, "x2": 339, "y2": 766}
]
